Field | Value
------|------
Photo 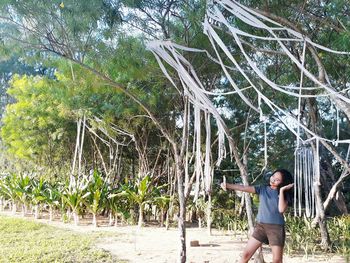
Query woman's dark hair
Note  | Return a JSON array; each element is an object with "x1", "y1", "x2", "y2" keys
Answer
[{"x1": 272, "y1": 169, "x2": 294, "y2": 203}]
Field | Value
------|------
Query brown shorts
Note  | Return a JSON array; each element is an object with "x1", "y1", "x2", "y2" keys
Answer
[{"x1": 252, "y1": 223, "x2": 285, "y2": 247}]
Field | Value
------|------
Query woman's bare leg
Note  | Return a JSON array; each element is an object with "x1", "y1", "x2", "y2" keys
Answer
[
  {"x1": 239, "y1": 237, "x2": 262, "y2": 263},
  {"x1": 270, "y1": 245, "x2": 283, "y2": 263}
]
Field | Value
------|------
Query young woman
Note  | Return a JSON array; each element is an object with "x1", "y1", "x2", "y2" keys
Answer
[{"x1": 220, "y1": 169, "x2": 294, "y2": 263}]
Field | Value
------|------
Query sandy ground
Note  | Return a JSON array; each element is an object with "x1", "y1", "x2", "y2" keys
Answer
[
  {"x1": 93, "y1": 226, "x2": 346, "y2": 263},
  {"x1": 0, "y1": 211, "x2": 347, "y2": 263}
]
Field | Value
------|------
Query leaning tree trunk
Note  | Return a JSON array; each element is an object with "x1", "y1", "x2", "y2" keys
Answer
[{"x1": 320, "y1": 161, "x2": 348, "y2": 214}]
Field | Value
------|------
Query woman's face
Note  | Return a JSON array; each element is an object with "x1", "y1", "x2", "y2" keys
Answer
[{"x1": 270, "y1": 171, "x2": 283, "y2": 189}]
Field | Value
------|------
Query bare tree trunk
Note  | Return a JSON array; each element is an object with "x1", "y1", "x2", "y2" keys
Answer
[
  {"x1": 65, "y1": 207, "x2": 71, "y2": 222},
  {"x1": 114, "y1": 213, "x2": 119, "y2": 227},
  {"x1": 138, "y1": 205, "x2": 144, "y2": 228},
  {"x1": 12, "y1": 202, "x2": 16, "y2": 215},
  {"x1": 160, "y1": 208, "x2": 165, "y2": 227},
  {"x1": 49, "y1": 206, "x2": 54, "y2": 221},
  {"x1": 306, "y1": 96, "x2": 332, "y2": 249},
  {"x1": 333, "y1": 191, "x2": 348, "y2": 214},
  {"x1": 92, "y1": 213, "x2": 98, "y2": 227},
  {"x1": 321, "y1": 161, "x2": 348, "y2": 214},
  {"x1": 207, "y1": 194, "x2": 212, "y2": 236},
  {"x1": 21, "y1": 204, "x2": 26, "y2": 217},
  {"x1": 314, "y1": 183, "x2": 331, "y2": 249},
  {"x1": 175, "y1": 152, "x2": 186, "y2": 263},
  {"x1": 109, "y1": 212, "x2": 114, "y2": 226},
  {"x1": 34, "y1": 204, "x2": 40, "y2": 219},
  {"x1": 165, "y1": 211, "x2": 169, "y2": 229},
  {"x1": 73, "y1": 211, "x2": 79, "y2": 226}
]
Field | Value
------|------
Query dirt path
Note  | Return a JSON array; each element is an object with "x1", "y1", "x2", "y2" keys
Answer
[{"x1": 0, "y1": 211, "x2": 346, "y2": 263}]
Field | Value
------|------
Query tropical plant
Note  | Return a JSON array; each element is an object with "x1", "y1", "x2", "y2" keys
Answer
[
  {"x1": 30, "y1": 177, "x2": 48, "y2": 219},
  {"x1": 84, "y1": 170, "x2": 109, "y2": 227},
  {"x1": 120, "y1": 175, "x2": 164, "y2": 227},
  {"x1": 62, "y1": 177, "x2": 90, "y2": 226},
  {"x1": 13, "y1": 174, "x2": 32, "y2": 216},
  {"x1": 153, "y1": 195, "x2": 171, "y2": 227},
  {"x1": 42, "y1": 182, "x2": 62, "y2": 221},
  {"x1": 0, "y1": 173, "x2": 20, "y2": 214},
  {"x1": 107, "y1": 187, "x2": 132, "y2": 226}
]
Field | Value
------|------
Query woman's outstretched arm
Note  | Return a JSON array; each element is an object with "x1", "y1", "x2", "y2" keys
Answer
[{"x1": 220, "y1": 181, "x2": 256, "y2": 193}]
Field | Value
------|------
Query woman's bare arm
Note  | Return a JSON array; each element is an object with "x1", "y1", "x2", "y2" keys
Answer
[
  {"x1": 278, "y1": 183, "x2": 294, "y2": 213},
  {"x1": 220, "y1": 182, "x2": 256, "y2": 193}
]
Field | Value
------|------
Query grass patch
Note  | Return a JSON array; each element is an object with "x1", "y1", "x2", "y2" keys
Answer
[{"x1": 0, "y1": 215, "x2": 123, "y2": 262}]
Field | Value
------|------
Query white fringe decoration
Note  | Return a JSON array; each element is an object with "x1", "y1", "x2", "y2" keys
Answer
[
  {"x1": 294, "y1": 145, "x2": 316, "y2": 218},
  {"x1": 146, "y1": 0, "x2": 350, "y2": 202}
]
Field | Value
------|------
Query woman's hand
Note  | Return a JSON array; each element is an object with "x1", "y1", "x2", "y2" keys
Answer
[
  {"x1": 220, "y1": 176, "x2": 227, "y2": 191},
  {"x1": 220, "y1": 182, "x2": 227, "y2": 191},
  {"x1": 280, "y1": 183, "x2": 294, "y2": 192}
]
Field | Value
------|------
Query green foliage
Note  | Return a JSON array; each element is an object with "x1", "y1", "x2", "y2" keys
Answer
[
  {"x1": 13, "y1": 173, "x2": 31, "y2": 207},
  {"x1": 285, "y1": 215, "x2": 350, "y2": 259},
  {"x1": 0, "y1": 173, "x2": 19, "y2": 202},
  {"x1": 42, "y1": 181, "x2": 61, "y2": 209},
  {"x1": 329, "y1": 215, "x2": 350, "y2": 259},
  {"x1": 30, "y1": 177, "x2": 48, "y2": 206},
  {"x1": 62, "y1": 178, "x2": 90, "y2": 215},
  {"x1": 1, "y1": 74, "x2": 74, "y2": 161},
  {"x1": 120, "y1": 174, "x2": 163, "y2": 207},
  {"x1": 85, "y1": 170, "x2": 109, "y2": 215},
  {"x1": 107, "y1": 187, "x2": 132, "y2": 222},
  {"x1": 285, "y1": 216, "x2": 320, "y2": 256}
]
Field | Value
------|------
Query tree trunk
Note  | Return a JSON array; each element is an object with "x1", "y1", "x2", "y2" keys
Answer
[
  {"x1": 175, "y1": 153, "x2": 186, "y2": 263},
  {"x1": 165, "y1": 208, "x2": 170, "y2": 230},
  {"x1": 314, "y1": 183, "x2": 331, "y2": 250},
  {"x1": 207, "y1": 194, "x2": 212, "y2": 236},
  {"x1": 254, "y1": 246, "x2": 265, "y2": 263},
  {"x1": 109, "y1": 212, "x2": 114, "y2": 226},
  {"x1": 49, "y1": 206, "x2": 54, "y2": 221},
  {"x1": 92, "y1": 213, "x2": 98, "y2": 227},
  {"x1": 321, "y1": 161, "x2": 348, "y2": 214},
  {"x1": 333, "y1": 191, "x2": 348, "y2": 214},
  {"x1": 138, "y1": 205, "x2": 144, "y2": 228},
  {"x1": 73, "y1": 211, "x2": 79, "y2": 226},
  {"x1": 12, "y1": 202, "x2": 16, "y2": 215},
  {"x1": 21, "y1": 204, "x2": 26, "y2": 217},
  {"x1": 65, "y1": 207, "x2": 71, "y2": 222},
  {"x1": 160, "y1": 208, "x2": 165, "y2": 227},
  {"x1": 34, "y1": 204, "x2": 40, "y2": 219},
  {"x1": 114, "y1": 213, "x2": 119, "y2": 227}
]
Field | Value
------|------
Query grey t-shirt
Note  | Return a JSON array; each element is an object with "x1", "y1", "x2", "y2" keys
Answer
[{"x1": 254, "y1": 185, "x2": 285, "y2": 225}]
